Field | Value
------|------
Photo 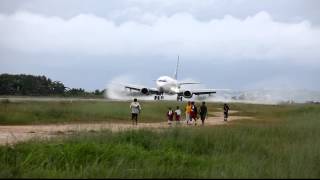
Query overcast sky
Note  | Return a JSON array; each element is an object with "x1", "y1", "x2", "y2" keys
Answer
[{"x1": 0, "y1": 0, "x2": 320, "y2": 91}]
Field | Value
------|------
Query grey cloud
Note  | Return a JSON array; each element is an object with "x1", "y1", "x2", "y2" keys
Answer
[
  {"x1": 0, "y1": 11, "x2": 319, "y2": 63},
  {"x1": 0, "y1": 0, "x2": 320, "y2": 25}
]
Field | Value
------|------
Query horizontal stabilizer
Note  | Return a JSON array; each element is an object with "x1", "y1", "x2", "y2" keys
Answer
[{"x1": 178, "y1": 82, "x2": 201, "y2": 86}]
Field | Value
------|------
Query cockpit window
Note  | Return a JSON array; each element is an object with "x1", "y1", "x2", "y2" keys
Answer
[{"x1": 158, "y1": 80, "x2": 167, "y2": 82}]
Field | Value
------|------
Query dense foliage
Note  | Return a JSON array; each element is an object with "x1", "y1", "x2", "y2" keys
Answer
[{"x1": 0, "y1": 74, "x2": 105, "y2": 97}]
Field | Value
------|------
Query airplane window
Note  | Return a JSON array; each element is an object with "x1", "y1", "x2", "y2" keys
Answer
[{"x1": 158, "y1": 80, "x2": 167, "y2": 82}]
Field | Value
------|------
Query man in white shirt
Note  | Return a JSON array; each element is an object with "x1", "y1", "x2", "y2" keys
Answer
[
  {"x1": 130, "y1": 98, "x2": 141, "y2": 125},
  {"x1": 174, "y1": 106, "x2": 182, "y2": 125}
]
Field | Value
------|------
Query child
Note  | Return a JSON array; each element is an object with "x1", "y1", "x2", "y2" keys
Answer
[
  {"x1": 174, "y1": 106, "x2": 181, "y2": 125},
  {"x1": 167, "y1": 107, "x2": 174, "y2": 125}
]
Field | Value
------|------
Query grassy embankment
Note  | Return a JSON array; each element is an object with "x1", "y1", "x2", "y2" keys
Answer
[{"x1": 0, "y1": 100, "x2": 320, "y2": 178}]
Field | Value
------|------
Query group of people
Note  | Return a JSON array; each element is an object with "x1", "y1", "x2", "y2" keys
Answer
[
  {"x1": 169, "y1": 101, "x2": 208, "y2": 126},
  {"x1": 129, "y1": 98, "x2": 230, "y2": 125},
  {"x1": 166, "y1": 106, "x2": 182, "y2": 125}
]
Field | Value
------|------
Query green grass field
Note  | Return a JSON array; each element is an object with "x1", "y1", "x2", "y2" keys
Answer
[
  {"x1": 0, "y1": 99, "x2": 320, "y2": 178},
  {"x1": 0, "y1": 99, "x2": 225, "y2": 125},
  {"x1": 0, "y1": 99, "x2": 184, "y2": 124}
]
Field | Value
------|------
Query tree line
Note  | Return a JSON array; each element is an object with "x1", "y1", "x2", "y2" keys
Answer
[{"x1": 0, "y1": 74, "x2": 105, "y2": 97}]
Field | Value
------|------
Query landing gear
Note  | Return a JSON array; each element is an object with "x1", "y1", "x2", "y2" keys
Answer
[
  {"x1": 177, "y1": 96, "x2": 183, "y2": 101},
  {"x1": 154, "y1": 95, "x2": 163, "y2": 100}
]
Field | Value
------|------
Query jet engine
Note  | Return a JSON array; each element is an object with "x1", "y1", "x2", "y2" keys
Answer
[
  {"x1": 140, "y1": 88, "x2": 150, "y2": 95},
  {"x1": 183, "y1": 90, "x2": 193, "y2": 98}
]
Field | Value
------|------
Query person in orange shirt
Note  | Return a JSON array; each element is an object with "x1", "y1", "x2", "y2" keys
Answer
[{"x1": 185, "y1": 101, "x2": 192, "y2": 124}]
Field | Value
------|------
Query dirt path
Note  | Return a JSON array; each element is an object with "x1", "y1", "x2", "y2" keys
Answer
[{"x1": 0, "y1": 109, "x2": 253, "y2": 145}]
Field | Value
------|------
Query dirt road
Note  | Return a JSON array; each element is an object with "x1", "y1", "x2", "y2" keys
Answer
[{"x1": 0, "y1": 110, "x2": 252, "y2": 145}]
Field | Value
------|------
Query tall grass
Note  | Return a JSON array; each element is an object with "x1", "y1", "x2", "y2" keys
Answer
[
  {"x1": 0, "y1": 102, "x2": 320, "y2": 178},
  {"x1": 0, "y1": 100, "x2": 193, "y2": 124}
]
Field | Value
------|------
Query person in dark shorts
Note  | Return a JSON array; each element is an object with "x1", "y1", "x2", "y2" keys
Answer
[
  {"x1": 223, "y1": 103, "x2": 230, "y2": 121},
  {"x1": 130, "y1": 98, "x2": 141, "y2": 125},
  {"x1": 199, "y1": 101, "x2": 208, "y2": 125}
]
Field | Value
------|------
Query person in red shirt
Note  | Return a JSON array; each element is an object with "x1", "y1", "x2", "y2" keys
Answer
[
  {"x1": 190, "y1": 101, "x2": 198, "y2": 125},
  {"x1": 174, "y1": 106, "x2": 181, "y2": 125},
  {"x1": 167, "y1": 107, "x2": 174, "y2": 125}
]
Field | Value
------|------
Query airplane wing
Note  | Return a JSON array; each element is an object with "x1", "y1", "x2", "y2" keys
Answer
[
  {"x1": 124, "y1": 84, "x2": 141, "y2": 91},
  {"x1": 191, "y1": 88, "x2": 232, "y2": 95},
  {"x1": 177, "y1": 88, "x2": 232, "y2": 98},
  {"x1": 124, "y1": 84, "x2": 160, "y2": 95},
  {"x1": 177, "y1": 89, "x2": 216, "y2": 98},
  {"x1": 192, "y1": 89, "x2": 217, "y2": 95}
]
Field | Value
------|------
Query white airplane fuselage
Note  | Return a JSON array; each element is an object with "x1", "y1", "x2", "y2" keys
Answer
[{"x1": 156, "y1": 76, "x2": 180, "y2": 95}]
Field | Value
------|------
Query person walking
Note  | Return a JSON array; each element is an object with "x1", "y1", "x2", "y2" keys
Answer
[
  {"x1": 190, "y1": 101, "x2": 198, "y2": 125},
  {"x1": 174, "y1": 106, "x2": 181, "y2": 125},
  {"x1": 185, "y1": 101, "x2": 192, "y2": 124},
  {"x1": 223, "y1": 103, "x2": 230, "y2": 121},
  {"x1": 130, "y1": 98, "x2": 141, "y2": 125},
  {"x1": 199, "y1": 101, "x2": 208, "y2": 126},
  {"x1": 167, "y1": 107, "x2": 174, "y2": 125}
]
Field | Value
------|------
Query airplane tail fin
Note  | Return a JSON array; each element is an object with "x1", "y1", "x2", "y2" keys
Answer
[{"x1": 174, "y1": 55, "x2": 179, "y2": 80}]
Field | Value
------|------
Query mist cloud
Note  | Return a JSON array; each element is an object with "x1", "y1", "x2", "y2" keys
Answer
[{"x1": 0, "y1": 11, "x2": 319, "y2": 63}]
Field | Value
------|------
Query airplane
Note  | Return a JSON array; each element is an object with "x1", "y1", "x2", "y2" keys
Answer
[{"x1": 124, "y1": 56, "x2": 219, "y2": 101}]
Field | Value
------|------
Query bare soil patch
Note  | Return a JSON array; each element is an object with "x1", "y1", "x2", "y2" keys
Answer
[{"x1": 0, "y1": 110, "x2": 253, "y2": 145}]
